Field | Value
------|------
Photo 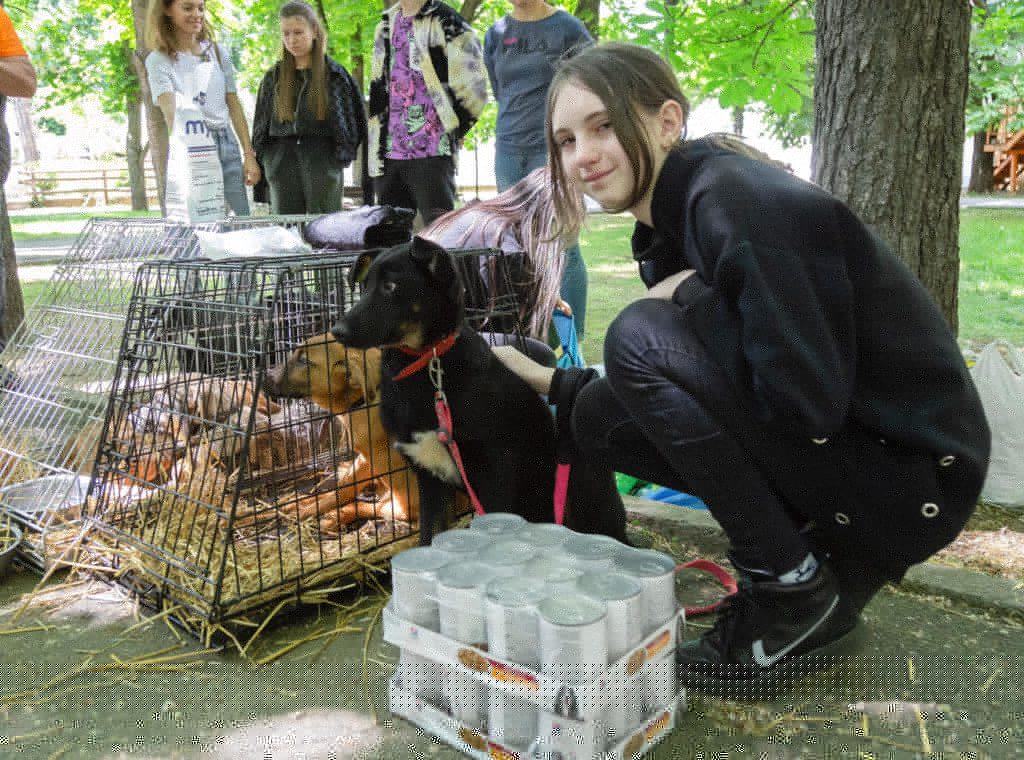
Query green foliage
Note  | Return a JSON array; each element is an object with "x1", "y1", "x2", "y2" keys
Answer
[
  {"x1": 29, "y1": 0, "x2": 138, "y2": 115},
  {"x1": 36, "y1": 115, "x2": 66, "y2": 135},
  {"x1": 599, "y1": 0, "x2": 815, "y2": 136},
  {"x1": 967, "y1": 0, "x2": 1024, "y2": 134}
]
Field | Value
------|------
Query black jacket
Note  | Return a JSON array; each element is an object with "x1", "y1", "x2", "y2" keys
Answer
[
  {"x1": 252, "y1": 56, "x2": 367, "y2": 169},
  {"x1": 630, "y1": 139, "x2": 990, "y2": 575}
]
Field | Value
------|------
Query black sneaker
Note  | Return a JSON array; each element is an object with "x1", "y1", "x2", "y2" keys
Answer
[{"x1": 677, "y1": 563, "x2": 855, "y2": 686}]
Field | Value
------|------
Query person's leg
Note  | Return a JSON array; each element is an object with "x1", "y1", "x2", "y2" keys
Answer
[
  {"x1": 577, "y1": 299, "x2": 853, "y2": 675},
  {"x1": 494, "y1": 149, "x2": 524, "y2": 193},
  {"x1": 375, "y1": 158, "x2": 417, "y2": 212},
  {"x1": 211, "y1": 127, "x2": 250, "y2": 216},
  {"x1": 559, "y1": 244, "x2": 587, "y2": 339},
  {"x1": 264, "y1": 140, "x2": 308, "y2": 216},
  {"x1": 300, "y1": 137, "x2": 343, "y2": 215},
  {"x1": 404, "y1": 155, "x2": 456, "y2": 226}
]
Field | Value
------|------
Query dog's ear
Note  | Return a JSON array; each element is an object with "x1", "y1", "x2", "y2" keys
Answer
[
  {"x1": 410, "y1": 236, "x2": 462, "y2": 306},
  {"x1": 349, "y1": 251, "x2": 378, "y2": 291},
  {"x1": 408, "y1": 235, "x2": 448, "y2": 274}
]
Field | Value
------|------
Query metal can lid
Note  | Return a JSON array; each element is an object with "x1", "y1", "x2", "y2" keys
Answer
[
  {"x1": 437, "y1": 561, "x2": 496, "y2": 590},
  {"x1": 478, "y1": 539, "x2": 537, "y2": 566},
  {"x1": 469, "y1": 512, "x2": 527, "y2": 535},
  {"x1": 432, "y1": 528, "x2": 493, "y2": 555},
  {"x1": 390, "y1": 546, "x2": 450, "y2": 573},
  {"x1": 537, "y1": 594, "x2": 606, "y2": 626},
  {"x1": 526, "y1": 559, "x2": 583, "y2": 585},
  {"x1": 518, "y1": 523, "x2": 571, "y2": 548},
  {"x1": 614, "y1": 548, "x2": 677, "y2": 577},
  {"x1": 563, "y1": 533, "x2": 618, "y2": 561},
  {"x1": 577, "y1": 572, "x2": 642, "y2": 601},
  {"x1": 485, "y1": 575, "x2": 549, "y2": 606}
]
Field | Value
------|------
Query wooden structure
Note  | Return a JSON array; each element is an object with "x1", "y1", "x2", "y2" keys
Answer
[
  {"x1": 985, "y1": 105, "x2": 1024, "y2": 192},
  {"x1": 18, "y1": 166, "x2": 159, "y2": 208}
]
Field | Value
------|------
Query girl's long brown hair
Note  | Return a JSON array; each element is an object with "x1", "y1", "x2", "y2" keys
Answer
[
  {"x1": 275, "y1": 1, "x2": 328, "y2": 122},
  {"x1": 546, "y1": 42, "x2": 690, "y2": 239},
  {"x1": 422, "y1": 167, "x2": 578, "y2": 340},
  {"x1": 144, "y1": 0, "x2": 217, "y2": 60}
]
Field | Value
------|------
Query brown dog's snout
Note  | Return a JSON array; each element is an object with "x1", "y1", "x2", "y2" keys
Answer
[{"x1": 263, "y1": 364, "x2": 284, "y2": 398}]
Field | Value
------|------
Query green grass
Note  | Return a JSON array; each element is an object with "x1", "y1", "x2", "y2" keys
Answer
[
  {"x1": 957, "y1": 208, "x2": 1024, "y2": 348},
  {"x1": 578, "y1": 207, "x2": 1024, "y2": 361},
  {"x1": 10, "y1": 209, "x2": 159, "y2": 241}
]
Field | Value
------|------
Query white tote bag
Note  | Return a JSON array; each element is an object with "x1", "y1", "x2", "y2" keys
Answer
[
  {"x1": 164, "y1": 61, "x2": 225, "y2": 222},
  {"x1": 970, "y1": 341, "x2": 1024, "y2": 508}
]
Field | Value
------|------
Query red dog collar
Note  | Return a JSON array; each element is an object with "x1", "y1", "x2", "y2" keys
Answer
[{"x1": 393, "y1": 332, "x2": 459, "y2": 381}]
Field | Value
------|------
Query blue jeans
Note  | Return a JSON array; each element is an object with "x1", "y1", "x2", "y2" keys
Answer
[
  {"x1": 496, "y1": 146, "x2": 587, "y2": 338},
  {"x1": 208, "y1": 126, "x2": 250, "y2": 216}
]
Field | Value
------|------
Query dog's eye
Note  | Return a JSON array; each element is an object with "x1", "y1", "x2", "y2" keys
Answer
[{"x1": 380, "y1": 281, "x2": 397, "y2": 295}]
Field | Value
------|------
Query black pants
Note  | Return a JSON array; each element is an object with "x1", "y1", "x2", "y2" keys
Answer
[
  {"x1": 573, "y1": 299, "x2": 888, "y2": 609},
  {"x1": 262, "y1": 136, "x2": 343, "y2": 215},
  {"x1": 375, "y1": 155, "x2": 456, "y2": 226}
]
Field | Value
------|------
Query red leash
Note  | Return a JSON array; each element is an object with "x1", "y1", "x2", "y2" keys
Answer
[
  {"x1": 676, "y1": 558, "x2": 738, "y2": 616},
  {"x1": 393, "y1": 333, "x2": 568, "y2": 524}
]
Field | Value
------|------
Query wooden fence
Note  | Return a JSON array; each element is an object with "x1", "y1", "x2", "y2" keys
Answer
[{"x1": 17, "y1": 166, "x2": 160, "y2": 208}]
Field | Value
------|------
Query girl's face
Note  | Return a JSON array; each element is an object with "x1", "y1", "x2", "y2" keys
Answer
[
  {"x1": 281, "y1": 16, "x2": 317, "y2": 63},
  {"x1": 166, "y1": 0, "x2": 205, "y2": 38},
  {"x1": 551, "y1": 83, "x2": 669, "y2": 221}
]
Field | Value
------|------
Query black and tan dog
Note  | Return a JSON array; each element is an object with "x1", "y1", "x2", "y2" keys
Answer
[
  {"x1": 331, "y1": 236, "x2": 557, "y2": 543},
  {"x1": 265, "y1": 332, "x2": 419, "y2": 531}
]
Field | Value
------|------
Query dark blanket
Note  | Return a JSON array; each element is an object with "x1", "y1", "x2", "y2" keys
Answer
[{"x1": 303, "y1": 205, "x2": 415, "y2": 251}]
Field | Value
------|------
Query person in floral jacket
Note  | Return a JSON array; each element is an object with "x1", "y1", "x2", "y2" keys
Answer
[{"x1": 368, "y1": 0, "x2": 487, "y2": 224}]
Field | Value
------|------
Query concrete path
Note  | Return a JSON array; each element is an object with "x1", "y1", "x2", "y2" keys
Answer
[{"x1": 0, "y1": 498, "x2": 1020, "y2": 760}]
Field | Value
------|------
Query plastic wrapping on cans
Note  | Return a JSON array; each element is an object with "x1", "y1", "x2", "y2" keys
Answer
[
  {"x1": 577, "y1": 572, "x2": 644, "y2": 663},
  {"x1": 485, "y1": 576, "x2": 548, "y2": 669},
  {"x1": 538, "y1": 594, "x2": 608, "y2": 677},
  {"x1": 469, "y1": 512, "x2": 527, "y2": 536},
  {"x1": 517, "y1": 522, "x2": 571, "y2": 549},
  {"x1": 390, "y1": 546, "x2": 450, "y2": 631},
  {"x1": 488, "y1": 686, "x2": 539, "y2": 750},
  {"x1": 562, "y1": 533, "x2": 617, "y2": 573},
  {"x1": 614, "y1": 548, "x2": 678, "y2": 635},
  {"x1": 477, "y1": 538, "x2": 538, "y2": 578},
  {"x1": 432, "y1": 527, "x2": 494, "y2": 562},
  {"x1": 525, "y1": 558, "x2": 583, "y2": 595}
]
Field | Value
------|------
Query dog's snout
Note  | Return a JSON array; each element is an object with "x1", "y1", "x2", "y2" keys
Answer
[
  {"x1": 263, "y1": 365, "x2": 283, "y2": 397},
  {"x1": 330, "y1": 322, "x2": 351, "y2": 345}
]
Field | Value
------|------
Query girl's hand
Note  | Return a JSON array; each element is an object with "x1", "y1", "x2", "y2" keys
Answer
[
  {"x1": 492, "y1": 345, "x2": 556, "y2": 395},
  {"x1": 554, "y1": 297, "x2": 573, "y2": 316},
  {"x1": 645, "y1": 269, "x2": 696, "y2": 301},
  {"x1": 244, "y1": 156, "x2": 261, "y2": 186}
]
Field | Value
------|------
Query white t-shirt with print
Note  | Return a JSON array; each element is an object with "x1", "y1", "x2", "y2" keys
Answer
[{"x1": 145, "y1": 41, "x2": 237, "y2": 128}]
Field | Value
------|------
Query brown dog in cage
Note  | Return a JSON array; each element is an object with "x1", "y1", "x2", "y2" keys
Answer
[{"x1": 265, "y1": 332, "x2": 419, "y2": 533}]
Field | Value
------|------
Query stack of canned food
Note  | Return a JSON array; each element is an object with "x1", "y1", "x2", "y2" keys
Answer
[{"x1": 388, "y1": 512, "x2": 681, "y2": 754}]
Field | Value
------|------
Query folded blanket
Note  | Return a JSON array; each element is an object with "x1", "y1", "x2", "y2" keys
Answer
[{"x1": 303, "y1": 205, "x2": 415, "y2": 250}]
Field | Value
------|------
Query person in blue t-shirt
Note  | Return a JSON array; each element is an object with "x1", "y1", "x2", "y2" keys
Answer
[{"x1": 484, "y1": 1, "x2": 591, "y2": 340}]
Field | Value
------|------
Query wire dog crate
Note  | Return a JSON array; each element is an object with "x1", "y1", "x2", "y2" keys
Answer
[
  {"x1": 0, "y1": 216, "x2": 314, "y2": 570},
  {"x1": 83, "y1": 247, "x2": 526, "y2": 641}
]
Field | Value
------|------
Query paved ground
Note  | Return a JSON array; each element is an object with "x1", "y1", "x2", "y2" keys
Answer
[{"x1": 1, "y1": 498, "x2": 1021, "y2": 760}]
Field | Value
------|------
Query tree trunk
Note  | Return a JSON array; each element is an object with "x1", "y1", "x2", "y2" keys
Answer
[
  {"x1": 812, "y1": 0, "x2": 970, "y2": 333},
  {"x1": 967, "y1": 130, "x2": 995, "y2": 193},
  {"x1": 125, "y1": 91, "x2": 149, "y2": 211},
  {"x1": 12, "y1": 97, "x2": 37, "y2": 163},
  {"x1": 732, "y1": 106, "x2": 745, "y2": 137},
  {"x1": 459, "y1": 0, "x2": 483, "y2": 23},
  {"x1": 573, "y1": 0, "x2": 600, "y2": 39},
  {"x1": 0, "y1": 183, "x2": 23, "y2": 346},
  {"x1": 131, "y1": 0, "x2": 167, "y2": 215}
]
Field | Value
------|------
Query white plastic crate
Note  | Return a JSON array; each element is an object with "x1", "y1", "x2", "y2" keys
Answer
[{"x1": 383, "y1": 601, "x2": 685, "y2": 759}]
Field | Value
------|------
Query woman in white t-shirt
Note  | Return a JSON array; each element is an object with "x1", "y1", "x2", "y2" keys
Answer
[{"x1": 144, "y1": 0, "x2": 259, "y2": 215}]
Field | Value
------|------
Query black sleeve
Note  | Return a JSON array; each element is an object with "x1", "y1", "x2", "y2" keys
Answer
[
  {"x1": 676, "y1": 184, "x2": 857, "y2": 437},
  {"x1": 251, "y1": 71, "x2": 273, "y2": 159}
]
